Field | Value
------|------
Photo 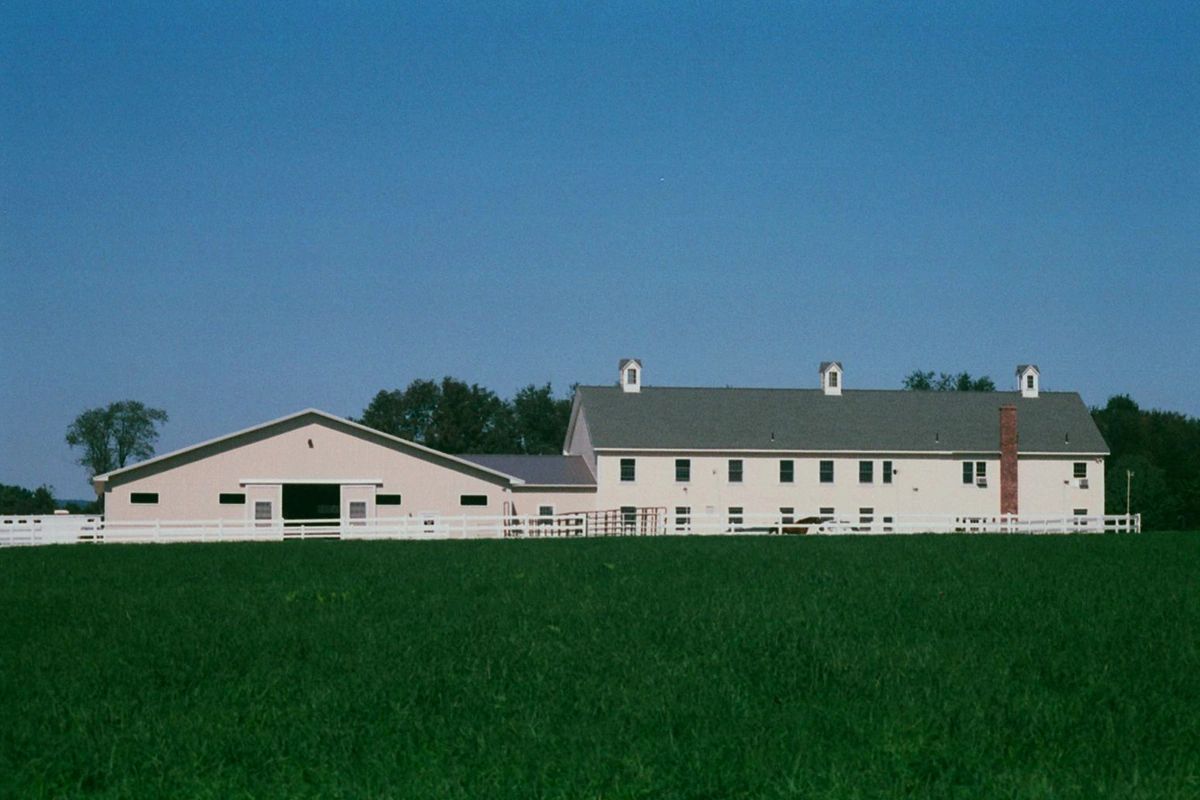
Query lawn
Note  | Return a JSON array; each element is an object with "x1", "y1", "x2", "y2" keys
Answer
[{"x1": 1, "y1": 534, "x2": 1198, "y2": 799}]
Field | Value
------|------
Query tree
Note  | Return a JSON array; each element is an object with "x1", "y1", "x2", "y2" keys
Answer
[
  {"x1": 0, "y1": 483, "x2": 57, "y2": 515},
  {"x1": 66, "y1": 401, "x2": 169, "y2": 483},
  {"x1": 903, "y1": 370, "x2": 995, "y2": 391},
  {"x1": 512, "y1": 383, "x2": 574, "y2": 454}
]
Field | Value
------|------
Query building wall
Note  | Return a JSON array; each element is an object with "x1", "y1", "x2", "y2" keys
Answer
[
  {"x1": 591, "y1": 451, "x2": 1106, "y2": 520},
  {"x1": 566, "y1": 406, "x2": 597, "y2": 475},
  {"x1": 104, "y1": 419, "x2": 515, "y2": 523},
  {"x1": 508, "y1": 487, "x2": 597, "y2": 517},
  {"x1": 1018, "y1": 456, "x2": 1106, "y2": 517}
]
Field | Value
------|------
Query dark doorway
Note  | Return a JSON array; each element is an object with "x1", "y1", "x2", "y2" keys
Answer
[{"x1": 282, "y1": 484, "x2": 341, "y2": 524}]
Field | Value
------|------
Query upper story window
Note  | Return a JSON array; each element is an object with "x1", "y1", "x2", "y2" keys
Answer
[
  {"x1": 859, "y1": 461, "x2": 873, "y2": 484},
  {"x1": 620, "y1": 458, "x2": 636, "y2": 482},
  {"x1": 820, "y1": 460, "x2": 834, "y2": 483},
  {"x1": 963, "y1": 462, "x2": 974, "y2": 484},
  {"x1": 830, "y1": 371, "x2": 838, "y2": 387},
  {"x1": 675, "y1": 458, "x2": 691, "y2": 482},
  {"x1": 1027, "y1": 374, "x2": 1034, "y2": 389},
  {"x1": 1073, "y1": 462, "x2": 1087, "y2": 479},
  {"x1": 728, "y1": 459, "x2": 744, "y2": 483},
  {"x1": 627, "y1": 368, "x2": 638, "y2": 385},
  {"x1": 882, "y1": 461, "x2": 893, "y2": 484},
  {"x1": 779, "y1": 459, "x2": 794, "y2": 483}
]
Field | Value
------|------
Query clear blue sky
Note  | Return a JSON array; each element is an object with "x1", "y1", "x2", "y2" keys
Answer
[{"x1": 2, "y1": 2, "x2": 1197, "y2": 497}]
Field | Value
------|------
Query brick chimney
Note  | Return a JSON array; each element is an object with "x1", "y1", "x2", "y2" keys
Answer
[{"x1": 1000, "y1": 405, "x2": 1018, "y2": 516}]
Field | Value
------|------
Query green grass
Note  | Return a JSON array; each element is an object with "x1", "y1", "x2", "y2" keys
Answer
[{"x1": 1, "y1": 534, "x2": 1198, "y2": 799}]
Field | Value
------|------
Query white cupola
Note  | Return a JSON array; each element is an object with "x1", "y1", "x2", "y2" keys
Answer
[
  {"x1": 619, "y1": 358, "x2": 642, "y2": 393},
  {"x1": 1017, "y1": 364, "x2": 1040, "y2": 398},
  {"x1": 819, "y1": 361, "x2": 843, "y2": 396}
]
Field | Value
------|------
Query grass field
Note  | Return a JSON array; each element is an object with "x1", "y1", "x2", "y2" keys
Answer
[{"x1": 2, "y1": 534, "x2": 1198, "y2": 799}]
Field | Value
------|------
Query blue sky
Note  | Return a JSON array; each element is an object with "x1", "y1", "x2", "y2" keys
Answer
[{"x1": 2, "y1": 2, "x2": 1197, "y2": 497}]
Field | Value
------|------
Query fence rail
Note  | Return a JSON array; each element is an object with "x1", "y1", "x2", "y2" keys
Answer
[{"x1": 1, "y1": 510, "x2": 1142, "y2": 548}]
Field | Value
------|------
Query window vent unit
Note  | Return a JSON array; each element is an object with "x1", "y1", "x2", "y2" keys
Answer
[
  {"x1": 1078, "y1": 478, "x2": 1089, "y2": 489},
  {"x1": 976, "y1": 477, "x2": 988, "y2": 488}
]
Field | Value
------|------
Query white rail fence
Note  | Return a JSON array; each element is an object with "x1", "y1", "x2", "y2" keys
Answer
[{"x1": 1, "y1": 511, "x2": 1141, "y2": 548}]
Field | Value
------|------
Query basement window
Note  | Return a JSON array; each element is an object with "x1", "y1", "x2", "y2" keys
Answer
[
  {"x1": 460, "y1": 495, "x2": 488, "y2": 506},
  {"x1": 728, "y1": 507, "x2": 744, "y2": 526},
  {"x1": 219, "y1": 493, "x2": 246, "y2": 505},
  {"x1": 780, "y1": 507, "x2": 794, "y2": 525},
  {"x1": 621, "y1": 506, "x2": 637, "y2": 530},
  {"x1": 376, "y1": 494, "x2": 402, "y2": 505},
  {"x1": 675, "y1": 507, "x2": 691, "y2": 530},
  {"x1": 820, "y1": 507, "x2": 835, "y2": 516},
  {"x1": 131, "y1": 492, "x2": 159, "y2": 504}
]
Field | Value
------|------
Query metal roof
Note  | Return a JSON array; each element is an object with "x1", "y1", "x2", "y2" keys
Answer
[
  {"x1": 574, "y1": 387, "x2": 1108, "y2": 454},
  {"x1": 459, "y1": 454, "x2": 596, "y2": 486}
]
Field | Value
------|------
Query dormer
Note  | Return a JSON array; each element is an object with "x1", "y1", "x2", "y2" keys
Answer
[
  {"x1": 819, "y1": 361, "x2": 843, "y2": 396},
  {"x1": 619, "y1": 358, "x2": 642, "y2": 393},
  {"x1": 1017, "y1": 364, "x2": 1040, "y2": 398}
]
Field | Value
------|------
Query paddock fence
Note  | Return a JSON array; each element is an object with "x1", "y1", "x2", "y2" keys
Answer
[{"x1": 0, "y1": 510, "x2": 1142, "y2": 547}]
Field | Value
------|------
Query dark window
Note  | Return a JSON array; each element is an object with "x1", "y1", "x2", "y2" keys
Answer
[
  {"x1": 963, "y1": 462, "x2": 974, "y2": 484},
  {"x1": 254, "y1": 501, "x2": 272, "y2": 521},
  {"x1": 859, "y1": 507, "x2": 874, "y2": 524},
  {"x1": 627, "y1": 368, "x2": 638, "y2": 385},
  {"x1": 675, "y1": 506, "x2": 690, "y2": 528},
  {"x1": 348, "y1": 501, "x2": 366, "y2": 520},
  {"x1": 1027, "y1": 374, "x2": 1034, "y2": 389},
  {"x1": 675, "y1": 458, "x2": 690, "y2": 482},
  {"x1": 780, "y1": 507, "x2": 794, "y2": 524},
  {"x1": 779, "y1": 459, "x2": 794, "y2": 483},
  {"x1": 376, "y1": 494, "x2": 402, "y2": 505},
  {"x1": 621, "y1": 506, "x2": 637, "y2": 529},
  {"x1": 820, "y1": 460, "x2": 834, "y2": 483},
  {"x1": 859, "y1": 461, "x2": 873, "y2": 483},
  {"x1": 728, "y1": 507, "x2": 743, "y2": 526},
  {"x1": 728, "y1": 459, "x2": 743, "y2": 483},
  {"x1": 620, "y1": 458, "x2": 636, "y2": 482},
  {"x1": 976, "y1": 462, "x2": 987, "y2": 483},
  {"x1": 1073, "y1": 508, "x2": 1088, "y2": 516},
  {"x1": 460, "y1": 495, "x2": 488, "y2": 506},
  {"x1": 882, "y1": 461, "x2": 893, "y2": 484},
  {"x1": 1073, "y1": 462, "x2": 1087, "y2": 479},
  {"x1": 820, "y1": 507, "x2": 835, "y2": 516},
  {"x1": 131, "y1": 492, "x2": 158, "y2": 504},
  {"x1": 539, "y1": 505, "x2": 554, "y2": 517},
  {"x1": 830, "y1": 371, "x2": 838, "y2": 387},
  {"x1": 219, "y1": 492, "x2": 245, "y2": 505}
]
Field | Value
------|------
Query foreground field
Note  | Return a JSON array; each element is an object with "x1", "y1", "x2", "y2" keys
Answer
[{"x1": 1, "y1": 535, "x2": 1198, "y2": 799}]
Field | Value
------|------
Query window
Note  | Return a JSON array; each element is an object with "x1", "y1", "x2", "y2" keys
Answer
[
  {"x1": 728, "y1": 459, "x2": 743, "y2": 483},
  {"x1": 882, "y1": 461, "x2": 893, "y2": 484},
  {"x1": 675, "y1": 506, "x2": 691, "y2": 530},
  {"x1": 460, "y1": 495, "x2": 488, "y2": 506},
  {"x1": 883, "y1": 515, "x2": 894, "y2": 532},
  {"x1": 1073, "y1": 462, "x2": 1087, "y2": 479},
  {"x1": 675, "y1": 458, "x2": 690, "y2": 482},
  {"x1": 1027, "y1": 374, "x2": 1034, "y2": 389},
  {"x1": 1073, "y1": 508, "x2": 1088, "y2": 528},
  {"x1": 976, "y1": 461, "x2": 987, "y2": 485},
  {"x1": 820, "y1": 460, "x2": 834, "y2": 483},
  {"x1": 627, "y1": 368, "x2": 638, "y2": 385},
  {"x1": 780, "y1": 507, "x2": 794, "y2": 525},
  {"x1": 859, "y1": 461, "x2": 873, "y2": 483},
  {"x1": 728, "y1": 507, "x2": 744, "y2": 526},
  {"x1": 621, "y1": 506, "x2": 637, "y2": 530},
  {"x1": 219, "y1": 492, "x2": 245, "y2": 505},
  {"x1": 830, "y1": 371, "x2": 838, "y2": 387},
  {"x1": 819, "y1": 507, "x2": 835, "y2": 516},
  {"x1": 963, "y1": 462, "x2": 974, "y2": 484},
  {"x1": 859, "y1": 507, "x2": 874, "y2": 524},
  {"x1": 538, "y1": 505, "x2": 554, "y2": 526},
  {"x1": 254, "y1": 501, "x2": 272, "y2": 521},
  {"x1": 348, "y1": 501, "x2": 366, "y2": 523},
  {"x1": 779, "y1": 459, "x2": 794, "y2": 483},
  {"x1": 620, "y1": 458, "x2": 636, "y2": 482},
  {"x1": 376, "y1": 494, "x2": 402, "y2": 505},
  {"x1": 131, "y1": 492, "x2": 158, "y2": 504}
]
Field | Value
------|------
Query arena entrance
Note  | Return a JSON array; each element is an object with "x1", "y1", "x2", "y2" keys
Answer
[{"x1": 282, "y1": 484, "x2": 341, "y2": 525}]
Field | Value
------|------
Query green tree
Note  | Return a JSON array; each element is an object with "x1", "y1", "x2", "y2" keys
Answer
[
  {"x1": 903, "y1": 370, "x2": 995, "y2": 391},
  {"x1": 512, "y1": 383, "x2": 573, "y2": 454},
  {"x1": 66, "y1": 401, "x2": 169, "y2": 483},
  {"x1": 0, "y1": 483, "x2": 57, "y2": 515}
]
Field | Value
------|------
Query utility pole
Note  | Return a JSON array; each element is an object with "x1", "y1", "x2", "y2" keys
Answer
[{"x1": 1126, "y1": 470, "x2": 1134, "y2": 516}]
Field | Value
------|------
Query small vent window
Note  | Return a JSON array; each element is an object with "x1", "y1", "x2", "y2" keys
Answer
[
  {"x1": 131, "y1": 492, "x2": 158, "y2": 504},
  {"x1": 254, "y1": 501, "x2": 272, "y2": 521},
  {"x1": 376, "y1": 494, "x2": 402, "y2": 505},
  {"x1": 460, "y1": 495, "x2": 488, "y2": 506},
  {"x1": 219, "y1": 493, "x2": 245, "y2": 505},
  {"x1": 349, "y1": 501, "x2": 367, "y2": 520}
]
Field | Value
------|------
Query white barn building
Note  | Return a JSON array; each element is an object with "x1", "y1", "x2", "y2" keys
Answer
[{"x1": 94, "y1": 361, "x2": 1109, "y2": 532}]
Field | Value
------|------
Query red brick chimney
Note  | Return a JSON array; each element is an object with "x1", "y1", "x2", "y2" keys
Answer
[{"x1": 1000, "y1": 405, "x2": 1018, "y2": 516}]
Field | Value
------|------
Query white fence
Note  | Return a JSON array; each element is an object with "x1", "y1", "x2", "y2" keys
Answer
[{"x1": 0, "y1": 511, "x2": 1142, "y2": 548}]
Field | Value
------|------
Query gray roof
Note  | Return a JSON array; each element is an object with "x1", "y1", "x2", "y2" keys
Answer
[
  {"x1": 459, "y1": 454, "x2": 596, "y2": 486},
  {"x1": 575, "y1": 387, "x2": 1108, "y2": 454}
]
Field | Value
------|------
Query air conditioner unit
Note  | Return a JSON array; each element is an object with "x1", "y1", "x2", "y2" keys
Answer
[
  {"x1": 1078, "y1": 478, "x2": 1089, "y2": 489},
  {"x1": 976, "y1": 477, "x2": 988, "y2": 488}
]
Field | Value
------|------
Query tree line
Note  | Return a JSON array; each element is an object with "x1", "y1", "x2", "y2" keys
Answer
[{"x1": 4, "y1": 372, "x2": 1197, "y2": 530}]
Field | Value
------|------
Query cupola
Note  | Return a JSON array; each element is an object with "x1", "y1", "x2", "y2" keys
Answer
[
  {"x1": 820, "y1": 361, "x2": 843, "y2": 396},
  {"x1": 1017, "y1": 364, "x2": 1040, "y2": 398},
  {"x1": 619, "y1": 358, "x2": 642, "y2": 393}
]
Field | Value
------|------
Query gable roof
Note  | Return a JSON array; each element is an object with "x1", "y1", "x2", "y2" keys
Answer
[
  {"x1": 92, "y1": 408, "x2": 526, "y2": 488},
  {"x1": 459, "y1": 455, "x2": 595, "y2": 487},
  {"x1": 573, "y1": 387, "x2": 1108, "y2": 454}
]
